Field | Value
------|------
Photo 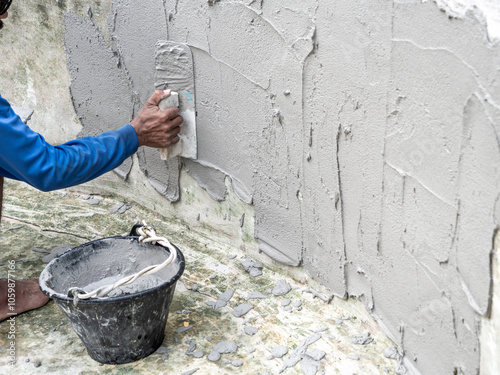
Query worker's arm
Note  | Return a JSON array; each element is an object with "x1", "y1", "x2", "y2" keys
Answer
[{"x1": 0, "y1": 94, "x2": 138, "y2": 192}]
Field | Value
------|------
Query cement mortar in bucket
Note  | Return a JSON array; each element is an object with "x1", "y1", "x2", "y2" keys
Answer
[{"x1": 39, "y1": 225, "x2": 185, "y2": 364}]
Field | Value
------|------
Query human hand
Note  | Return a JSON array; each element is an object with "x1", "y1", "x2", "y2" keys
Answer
[{"x1": 130, "y1": 90, "x2": 183, "y2": 148}]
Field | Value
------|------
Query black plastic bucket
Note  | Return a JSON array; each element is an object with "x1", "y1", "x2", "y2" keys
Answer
[{"x1": 39, "y1": 226, "x2": 185, "y2": 364}]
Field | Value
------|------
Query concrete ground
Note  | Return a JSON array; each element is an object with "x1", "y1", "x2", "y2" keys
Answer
[{"x1": 0, "y1": 180, "x2": 400, "y2": 375}]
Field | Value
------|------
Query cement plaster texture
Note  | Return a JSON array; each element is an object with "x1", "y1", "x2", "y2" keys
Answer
[{"x1": 5, "y1": 0, "x2": 499, "y2": 374}]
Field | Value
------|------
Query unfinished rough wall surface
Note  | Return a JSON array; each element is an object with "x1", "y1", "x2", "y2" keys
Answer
[{"x1": 64, "y1": 0, "x2": 500, "y2": 374}]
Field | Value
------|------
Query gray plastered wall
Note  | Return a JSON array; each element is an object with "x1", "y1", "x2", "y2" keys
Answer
[{"x1": 63, "y1": 0, "x2": 500, "y2": 373}]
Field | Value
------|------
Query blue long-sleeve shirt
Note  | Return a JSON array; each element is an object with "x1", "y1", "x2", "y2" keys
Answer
[{"x1": 0, "y1": 94, "x2": 139, "y2": 191}]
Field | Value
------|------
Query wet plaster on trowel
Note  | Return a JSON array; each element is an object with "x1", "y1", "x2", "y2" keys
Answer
[{"x1": 62, "y1": 0, "x2": 500, "y2": 374}]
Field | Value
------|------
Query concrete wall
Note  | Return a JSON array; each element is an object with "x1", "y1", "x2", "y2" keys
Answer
[{"x1": 1, "y1": 1, "x2": 500, "y2": 374}]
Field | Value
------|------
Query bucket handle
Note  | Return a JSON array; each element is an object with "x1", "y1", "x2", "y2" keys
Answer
[
  {"x1": 129, "y1": 223, "x2": 144, "y2": 237},
  {"x1": 67, "y1": 221, "x2": 178, "y2": 306}
]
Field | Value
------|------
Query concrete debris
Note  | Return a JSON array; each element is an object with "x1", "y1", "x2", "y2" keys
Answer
[
  {"x1": 272, "y1": 280, "x2": 292, "y2": 296},
  {"x1": 302, "y1": 288, "x2": 333, "y2": 303},
  {"x1": 242, "y1": 258, "x2": 263, "y2": 277},
  {"x1": 155, "y1": 346, "x2": 171, "y2": 354},
  {"x1": 246, "y1": 291, "x2": 268, "y2": 300},
  {"x1": 32, "y1": 248, "x2": 50, "y2": 254},
  {"x1": 232, "y1": 360, "x2": 244, "y2": 367},
  {"x1": 271, "y1": 345, "x2": 289, "y2": 358},
  {"x1": 213, "y1": 341, "x2": 238, "y2": 354},
  {"x1": 351, "y1": 332, "x2": 374, "y2": 345},
  {"x1": 279, "y1": 333, "x2": 322, "y2": 373},
  {"x1": 306, "y1": 348, "x2": 326, "y2": 361},
  {"x1": 300, "y1": 356, "x2": 320, "y2": 375},
  {"x1": 175, "y1": 324, "x2": 193, "y2": 334},
  {"x1": 214, "y1": 289, "x2": 234, "y2": 309},
  {"x1": 383, "y1": 346, "x2": 399, "y2": 359},
  {"x1": 186, "y1": 342, "x2": 196, "y2": 354},
  {"x1": 208, "y1": 351, "x2": 221, "y2": 361},
  {"x1": 233, "y1": 303, "x2": 253, "y2": 317},
  {"x1": 244, "y1": 326, "x2": 258, "y2": 336}
]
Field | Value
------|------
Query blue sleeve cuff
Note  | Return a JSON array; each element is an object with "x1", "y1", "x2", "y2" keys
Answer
[{"x1": 116, "y1": 124, "x2": 139, "y2": 156}]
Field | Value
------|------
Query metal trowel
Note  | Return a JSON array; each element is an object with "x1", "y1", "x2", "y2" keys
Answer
[{"x1": 155, "y1": 41, "x2": 197, "y2": 160}]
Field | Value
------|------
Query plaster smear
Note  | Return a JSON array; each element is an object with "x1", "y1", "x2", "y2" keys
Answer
[
  {"x1": 64, "y1": 0, "x2": 500, "y2": 374},
  {"x1": 64, "y1": 13, "x2": 134, "y2": 179}
]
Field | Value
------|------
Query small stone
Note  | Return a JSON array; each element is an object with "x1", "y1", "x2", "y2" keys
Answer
[
  {"x1": 214, "y1": 290, "x2": 234, "y2": 309},
  {"x1": 34, "y1": 361, "x2": 41, "y2": 368},
  {"x1": 8, "y1": 225, "x2": 24, "y2": 231},
  {"x1": 214, "y1": 341, "x2": 238, "y2": 354},
  {"x1": 192, "y1": 351, "x2": 204, "y2": 358},
  {"x1": 109, "y1": 203, "x2": 124, "y2": 213},
  {"x1": 272, "y1": 280, "x2": 292, "y2": 296},
  {"x1": 383, "y1": 346, "x2": 399, "y2": 359},
  {"x1": 306, "y1": 348, "x2": 326, "y2": 361},
  {"x1": 191, "y1": 284, "x2": 199, "y2": 292},
  {"x1": 293, "y1": 300, "x2": 302, "y2": 308},
  {"x1": 271, "y1": 345, "x2": 289, "y2": 358},
  {"x1": 229, "y1": 255, "x2": 237, "y2": 259},
  {"x1": 241, "y1": 258, "x2": 263, "y2": 277},
  {"x1": 232, "y1": 360, "x2": 244, "y2": 367},
  {"x1": 281, "y1": 299, "x2": 291, "y2": 306},
  {"x1": 351, "y1": 332, "x2": 373, "y2": 345},
  {"x1": 233, "y1": 303, "x2": 253, "y2": 317},
  {"x1": 32, "y1": 248, "x2": 50, "y2": 254},
  {"x1": 246, "y1": 291, "x2": 268, "y2": 300},
  {"x1": 176, "y1": 325, "x2": 193, "y2": 334},
  {"x1": 187, "y1": 342, "x2": 196, "y2": 354},
  {"x1": 162, "y1": 353, "x2": 169, "y2": 360},
  {"x1": 301, "y1": 357, "x2": 320, "y2": 375},
  {"x1": 182, "y1": 369, "x2": 200, "y2": 375},
  {"x1": 87, "y1": 198, "x2": 100, "y2": 205},
  {"x1": 347, "y1": 355, "x2": 360, "y2": 360},
  {"x1": 156, "y1": 346, "x2": 170, "y2": 354},
  {"x1": 208, "y1": 351, "x2": 221, "y2": 361},
  {"x1": 244, "y1": 326, "x2": 258, "y2": 336},
  {"x1": 267, "y1": 355, "x2": 274, "y2": 360},
  {"x1": 25, "y1": 358, "x2": 30, "y2": 363}
]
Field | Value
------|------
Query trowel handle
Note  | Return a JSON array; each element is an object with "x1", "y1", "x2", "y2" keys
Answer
[{"x1": 158, "y1": 91, "x2": 179, "y2": 111}]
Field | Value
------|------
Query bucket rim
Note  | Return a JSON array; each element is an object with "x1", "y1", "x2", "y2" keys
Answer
[{"x1": 39, "y1": 235, "x2": 185, "y2": 304}]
